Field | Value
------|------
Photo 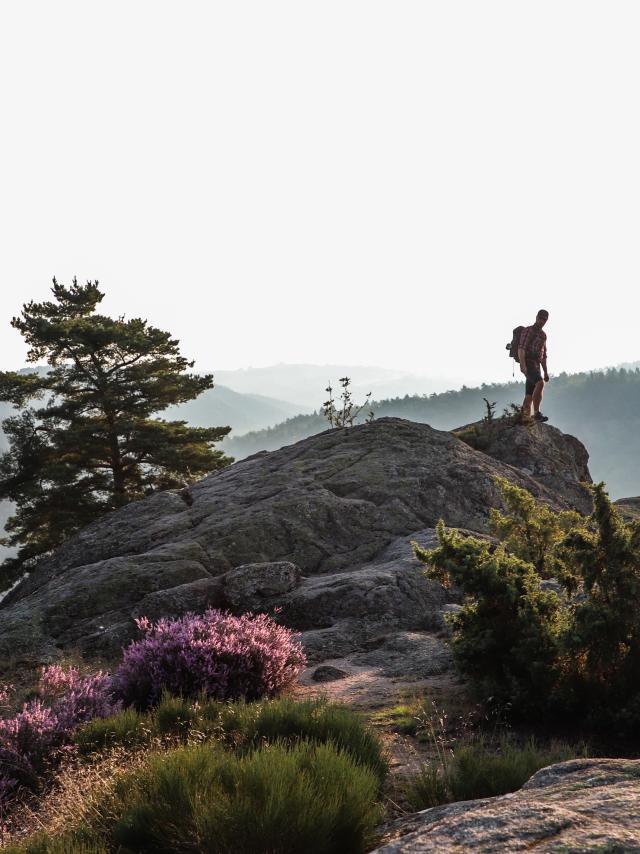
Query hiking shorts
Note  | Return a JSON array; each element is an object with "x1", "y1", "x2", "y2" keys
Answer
[{"x1": 525, "y1": 361, "x2": 543, "y2": 396}]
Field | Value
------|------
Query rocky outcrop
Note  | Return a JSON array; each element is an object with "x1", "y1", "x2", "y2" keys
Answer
[
  {"x1": 372, "y1": 758, "x2": 640, "y2": 853},
  {"x1": 0, "y1": 418, "x2": 592, "y2": 668},
  {"x1": 455, "y1": 418, "x2": 593, "y2": 514},
  {"x1": 616, "y1": 496, "x2": 640, "y2": 521}
]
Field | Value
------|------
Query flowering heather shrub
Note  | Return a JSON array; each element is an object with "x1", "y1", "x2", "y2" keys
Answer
[
  {"x1": 0, "y1": 667, "x2": 119, "y2": 808},
  {"x1": 38, "y1": 666, "x2": 119, "y2": 732},
  {"x1": 115, "y1": 609, "x2": 307, "y2": 709},
  {"x1": 0, "y1": 700, "x2": 60, "y2": 773}
]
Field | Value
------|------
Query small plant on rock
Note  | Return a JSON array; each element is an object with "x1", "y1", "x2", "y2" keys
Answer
[
  {"x1": 482, "y1": 398, "x2": 497, "y2": 423},
  {"x1": 322, "y1": 378, "x2": 373, "y2": 428},
  {"x1": 501, "y1": 402, "x2": 532, "y2": 425}
]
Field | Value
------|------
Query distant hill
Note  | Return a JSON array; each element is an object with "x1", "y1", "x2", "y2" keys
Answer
[
  {"x1": 222, "y1": 368, "x2": 640, "y2": 500},
  {"x1": 165, "y1": 385, "x2": 309, "y2": 435},
  {"x1": 213, "y1": 364, "x2": 464, "y2": 409}
]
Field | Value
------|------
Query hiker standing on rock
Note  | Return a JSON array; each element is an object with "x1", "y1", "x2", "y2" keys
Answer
[{"x1": 519, "y1": 309, "x2": 550, "y2": 422}]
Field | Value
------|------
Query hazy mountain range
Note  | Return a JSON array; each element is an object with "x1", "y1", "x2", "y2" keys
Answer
[
  {"x1": 212, "y1": 364, "x2": 466, "y2": 410},
  {"x1": 165, "y1": 384, "x2": 310, "y2": 434}
]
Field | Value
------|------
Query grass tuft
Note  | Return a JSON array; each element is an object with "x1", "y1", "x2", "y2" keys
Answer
[{"x1": 407, "y1": 734, "x2": 585, "y2": 810}]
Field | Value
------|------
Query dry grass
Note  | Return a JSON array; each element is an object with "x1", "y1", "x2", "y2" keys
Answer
[{"x1": 1, "y1": 742, "x2": 160, "y2": 849}]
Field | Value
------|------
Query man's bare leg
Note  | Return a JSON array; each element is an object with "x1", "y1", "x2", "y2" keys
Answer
[
  {"x1": 532, "y1": 380, "x2": 544, "y2": 415},
  {"x1": 522, "y1": 394, "x2": 533, "y2": 416}
]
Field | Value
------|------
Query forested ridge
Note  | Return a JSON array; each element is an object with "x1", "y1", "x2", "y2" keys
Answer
[{"x1": 222, "y1": 367, "x2": 640, "y2": 499}]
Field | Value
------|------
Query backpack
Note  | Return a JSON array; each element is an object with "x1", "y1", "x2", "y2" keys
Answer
[{"x1": 506, "y1": 326, "x2": 524, "y2": 360}]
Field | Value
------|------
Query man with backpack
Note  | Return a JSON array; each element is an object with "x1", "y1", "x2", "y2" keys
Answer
[{"x1": 518, "y1": 309, "x2": 550, "y2": 422}]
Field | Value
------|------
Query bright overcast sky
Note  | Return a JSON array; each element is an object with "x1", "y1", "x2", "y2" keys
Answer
[{"x1": 1, "y1": 2, "x2": 638, "y2": 387}]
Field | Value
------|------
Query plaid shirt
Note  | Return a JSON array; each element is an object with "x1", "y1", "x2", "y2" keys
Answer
[{"x1": 520, "y1": 325, "x2": 547, "y2": 363}]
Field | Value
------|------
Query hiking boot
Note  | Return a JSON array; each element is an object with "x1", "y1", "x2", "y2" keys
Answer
[{"x1": 533, "y1": 412, "x2": 549, "y2": 423}]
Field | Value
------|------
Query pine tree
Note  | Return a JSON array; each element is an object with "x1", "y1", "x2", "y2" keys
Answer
[{"x1": 0, "y1": 278, "x2": 231, "y2": 587}]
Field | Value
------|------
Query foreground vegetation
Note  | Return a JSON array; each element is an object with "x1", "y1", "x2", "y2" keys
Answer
[
  {"x1": 3, "y1": 686, "x2": 591, "y2": 854},
  {"x1": 3, "y1": 696, "x2": 385, "y2": 854},
  {"x1": 0, "y1": 608, "x2": 390, "y2": 854},
  {"x1": 407, "y1": 733, "x2": 583, "y2": 810},
  {"x1": 416, "y1": 478, "x2": 640, "y2": 735},
  {"x1": 0, "y1": 611, "x2": 306, "y2": 816}
]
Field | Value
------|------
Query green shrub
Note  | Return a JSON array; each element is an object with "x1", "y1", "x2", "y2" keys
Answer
[
  {"x1": 197, "y1": 696, "x2": 387, "y2": 784},
  {"x1": 244, "y1": 697, "x2": 388, "y2": 784},
  {"x1": 74, "y1": 695, "x2": 387, "y2": 784},
  {"x1": 555, "y1": 484, "x2": 640, "y2": 731},
  {"x1": 415, "y1": 520, "x2": 564, "y2": 713},
  {"x1": 153, "y1": 693, "x2": 197, "y2": 737},
  {"x1": 407, "y1": 735, "x2": 582, "y2": 810},
  {"x1": 75, "y1": 707, "x2": 148, "y2": 754},
  {"x1": 407, "y1": 762, "x2": 451, "y2": 810},
  {"x1": 76, "y1": 694, "x2": 214, "y2": 754},
  {"x1": 449, "y1": 735, "x2": 579, "y2": 801},
  {"x1": 416, "y1": 480, "x2": 640, "y2": 733},
  {"x1": 489, "y1": 476, "x2": 584, "y2": 577},
  {"x1": 91, "y1": 740, "x2": 381, "y2": 854}
]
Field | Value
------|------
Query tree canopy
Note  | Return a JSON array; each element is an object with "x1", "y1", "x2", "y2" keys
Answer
[{"x1": 0, "y1": 278, "x2": 231, "y2": 587}]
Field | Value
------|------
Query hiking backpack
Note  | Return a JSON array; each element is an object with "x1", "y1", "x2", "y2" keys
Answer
[{"x1": 506, "y1": 326, "x2": 524, "y2": 360}]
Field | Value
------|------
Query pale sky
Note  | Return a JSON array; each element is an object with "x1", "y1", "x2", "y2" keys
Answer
[{"x1": 1, "y1": 1, "x2": 639, "y2": 388}]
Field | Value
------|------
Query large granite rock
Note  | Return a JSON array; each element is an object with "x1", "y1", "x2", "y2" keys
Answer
[
  {"x1": 372, "y1": 758, "x2": 640, "y2": 853},
  {"x1": 0, "y1": 418, "x2": 592, "y2": 668},
  {"x1": 455, "y1": 419, "x2": 593, "y2": 515}
]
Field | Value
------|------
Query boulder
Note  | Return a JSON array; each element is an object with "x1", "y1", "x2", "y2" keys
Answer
[
  {"x1": 222, "y1": 561, "x2": 301, "y2": 612},
  {"x1": 372, "y1": 758, "x2": 640, "y2": 853},
  {"x1": 0, "y1": 418, "x2": 593, "y2": 668},
  {"x1": 455, "y1": 419, "x2": 593, "y2": 515},
  {"x1": 311, "y1": 665, "x2": 348, "y2": 683},
  {"x1": 280, "y1": 530, "x2": 448, "y2": 650}
]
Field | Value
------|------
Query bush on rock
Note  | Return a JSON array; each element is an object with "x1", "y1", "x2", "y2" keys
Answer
[{"x1": 115, "y1": 609, "x2": 307, "y2": 710}]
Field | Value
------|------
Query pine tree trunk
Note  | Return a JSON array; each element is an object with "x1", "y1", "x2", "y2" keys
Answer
[{"x1": 106, "y1": 415, "x2": 127, "y2": 507}]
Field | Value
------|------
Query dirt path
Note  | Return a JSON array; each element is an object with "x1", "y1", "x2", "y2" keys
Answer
[{"x1": 292, "y1": 629, "x2": 471, "y2": 817}]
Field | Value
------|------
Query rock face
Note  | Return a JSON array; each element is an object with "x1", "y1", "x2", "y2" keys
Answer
[
  {"x1": 223, "y1": 561, "x2": 301, "y2": 612},
  {"x1": 616, "y1": 496, "x2": 640, "y2": 521},
  {"x1": 455, "y1": 418, "x2": 593, "y2": 515},
  {"x1": 372, "y1": 759, "x2": 640, "y2": 853},
  {"x1": 0, "y1": 417, "x2": 592, "y2": 667}
]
